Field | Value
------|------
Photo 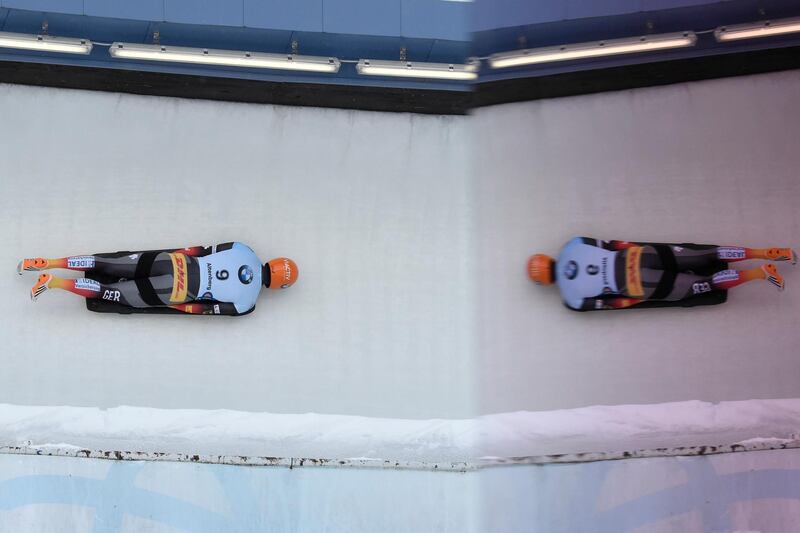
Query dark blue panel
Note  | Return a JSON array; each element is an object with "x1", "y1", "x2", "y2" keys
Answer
[
  {"x1": 1, "y1": 7, "x2": 44, "y2": 33},
  {"x1": 566, "y1": 0, "x2": 643, "y2": 19},
  {"x1": 2, "y1": 9, "x2": 90, "y2": 36},
  {"x1": 427, "y1": 38, "x2": 471, "y2": 62},
  {"x1": 301, "y1": 31, "x2": 404, "y2": 57},
  {"x1": 323, "y1": 0, "x2": 401, "y2": 36},
  {"x1": 642, "y1": 0, "x2": 719, "y2": 9},
  {"x1": 84, "y1": 0, "x2": 164, "y2": 21},
  {"x1": 0, "y1": 0, "x2": 83, "y2": 15},
  {"x1": 286, "y1": 30, "x2": 465, "y2": 61},
  {"x1": 401, "y1": 0, "x2": 469, "y2": 40},
  {"x1": 472, "y1": 0, "x2": 567, "y2": 31},
  {"x1": 471, "y1": 0, "x2": 738, "y2": 31},
  {"x1": 1, "y1": 0, "x2": 83, "y2": 15},
  {"x1": 79, "y1": 16, "x2": 153, "y2": 43},
  {"x1": 157, "y1": 22, "x2": 293, "y2": 51},
  {"x1": 244, "y1": 0, "x2": 323, "y2": 32},
  {"x1": 165, "y1": 0, "x2": 242, "y2": 26}
]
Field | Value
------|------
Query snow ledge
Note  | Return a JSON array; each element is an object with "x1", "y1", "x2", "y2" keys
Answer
[{"x1": 2, "y1": 398, "x2": 800, "y2": 469}]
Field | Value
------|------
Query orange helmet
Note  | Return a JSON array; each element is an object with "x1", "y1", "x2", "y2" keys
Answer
[
  {"x1": 528, "y1": 254, "x2": 554, "y2": 285},
  {"x1": 264, "y1": 257, "x2": 298, "y2": 289}
]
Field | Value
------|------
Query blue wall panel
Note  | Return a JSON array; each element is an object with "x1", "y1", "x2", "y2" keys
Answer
[
  {"x1": 0, "y1": 0, "x2": 742, "y2": 38},
  {"x1": 566, "y1": 0, "x2": 642, "y2": 20},
  {"x1": 401, "y1": 0, "x2": 469, "y2": 40},
  {"x1": 472, "y1": 0, "x2": 566, "y2": 31},
  {"x1": 323, "y1": 0, "x2": 401, "y2": 36},
  {"x1": 157, "y1": 22, "x2": 293, "y2": 51},
  {"x1": 2, "y1": 9, "x2": 84, "y2": 35},
  {"x1": 244, "y1": 0, "x2": 323, "y2": 32},
  {"x1": 0, "y1": 0, "x2": 471, "y2": 40},
  {"x1": 84, "y1": 0, "x2": 164, "y2": 21},
  {"x1": 643, "y1": 0, "x2": 724, "y2": 9},
  {"x1": 164, "y1": 0, "x2": 243, "y2": 26},
  {"x1": 1, "y1": 0, "x2": 83, "y2": 15},
  {"x1": 428, "y1": 38, "x2": 469, "y2": 62},
  {"x1": 472, "y1": 0, "x2": 731, "y2": 32}
]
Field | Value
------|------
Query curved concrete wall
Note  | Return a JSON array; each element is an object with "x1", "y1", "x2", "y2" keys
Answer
[
  {"x1": 3, "y1": 448, "x2": 800, "y2": 532},
  {"x1": 0, "y1": 82, "x2": 474, "y2": 419},
  {"x1": 474, "y1": 69, "x2": 800, "y2": 413}
]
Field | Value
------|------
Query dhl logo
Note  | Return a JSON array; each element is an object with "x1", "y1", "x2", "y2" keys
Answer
[
  {"x1": 625, "y1": 246, "x2": 644, "y2": 298},
  {"x1": 169, "y1": 253, "x2": 189, "y2": 303}
]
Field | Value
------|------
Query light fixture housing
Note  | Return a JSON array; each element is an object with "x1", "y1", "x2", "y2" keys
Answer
[
  {"x1": 356, "y1": 59, "x2": 478, "y2": 80},
  {"x1": 715, "y1": 17, "x2": 800, "y2": 42},
  {"x1": 0, "y1": 31, "x2": 92, "y2": 55},
  {"x1": 109, "y1": 42, "x2": 340, "y2": 73},
  {"x1": 488, "y1": 31, "x2": 697, "y2": 69}
]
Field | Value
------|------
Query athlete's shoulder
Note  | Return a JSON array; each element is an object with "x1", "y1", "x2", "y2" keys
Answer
[
  {"x1": 560, "y1": 237, "x2": 590, "y2": 254},
  {"x1": 232, "y1": 242, "x2": 260, "y2": 256},
  {"x1": 564, "y1": 296, "x2": 584, "y2": 310},
  {"x1": 574, "y1": 236, "x2": 603, "y2": 246},
  {"x1": 234, "y1": 303, "x2": 257, "y2": 315},
  {"x1": 562, "y1": 236, "x2": 594, "y2": 247},
  {"x1": 209, "y1": 242, "x2": 255, "y2": 252}
]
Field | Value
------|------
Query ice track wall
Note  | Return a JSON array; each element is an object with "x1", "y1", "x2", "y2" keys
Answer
[
  {"x1": 474, "y1": 69, "x2": 800, "y2": 413},
  {"x1": 0, "y1": 83, "x2": 474, "y2": 419},
  {"x1": 3, "y1": 72, "x2": 800, "y2": 418}
]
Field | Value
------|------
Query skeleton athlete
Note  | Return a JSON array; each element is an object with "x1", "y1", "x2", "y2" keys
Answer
[
  {"x1": 528, "y1": 237, "x2": 796, "y2": 311},
  {"x1": 19, "y1": 242, "x2": 298, "y2": 316}
]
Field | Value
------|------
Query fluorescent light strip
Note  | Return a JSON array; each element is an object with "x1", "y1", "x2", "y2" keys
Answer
[
  {"x1": 715, "y1": 17, "x2": 800, "y2": 42},
  {"x1": 489, "y1": 31, "x2": 697, "y2": 69},
  {"x1": 356, "y1": 59, "x2": 478, "y2": 80},
  {"x1": 0, "y1": 31, "x2": 92, "y2": 54},
  {"x1": 110, "y1": 43, "x2": 340, "y2": 73}
]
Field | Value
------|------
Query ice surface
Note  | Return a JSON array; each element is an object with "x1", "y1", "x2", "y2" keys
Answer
[
  {"x1": 473, "y1": 69, "x2": 800, "y2": 413},
  {"x1": 0, "y1": 83, "x2": 474, "y2": 419}
]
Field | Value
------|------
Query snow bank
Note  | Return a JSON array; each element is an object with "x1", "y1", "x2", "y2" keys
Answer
[
  {"x1": 3, "y1": 399, "x2": 800, "y2": 531},
  {"x1": 0, "y1": 404, "x2": 480, "y2": 463},
  {"x1": 483, "y1": 398, "x2": 800, "y2": 457},
  {"x1": 2, "y1": 398, "x2": 800, "y2": 464}
]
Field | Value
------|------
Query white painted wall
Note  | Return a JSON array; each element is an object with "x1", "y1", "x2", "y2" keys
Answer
[
  {"x1": 0, "y1": 84, "x2": 475, "y2": 419},
  {"x1": 480, "y1": 447, "x2": 800, "y2": 533},
  {"x1": 0, "y1": 454, "x2": 479, "y2": 533},
  {"x1": 473, "y1": 69, "x2": 800, "y2": 413},
  {"x1": 3, "y1": 449, "x2": 800, "y2": 532}
]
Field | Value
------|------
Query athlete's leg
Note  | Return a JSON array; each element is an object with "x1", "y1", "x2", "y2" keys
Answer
[
  {"x1": 709, "y1": 265, "x2": 784, "y2": 292},
  {"x1": 19, "y1": 252, "x2": 174, "y2": 278},
  {"x1": 637, "y1": 244, "x2": 796, "y2": 271},
  {"x1": 721, "y1": 246, "x2": 796, "y2": 264},
  {"x1": 30, "y1": 273, "x2": 189, "y2": 306},
  {"x1": 632, "y1": 264, "x2": 784, "y2": 302},
  {"x1": 673, "y1": 245, "x2": 795, "y2": 266}
]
